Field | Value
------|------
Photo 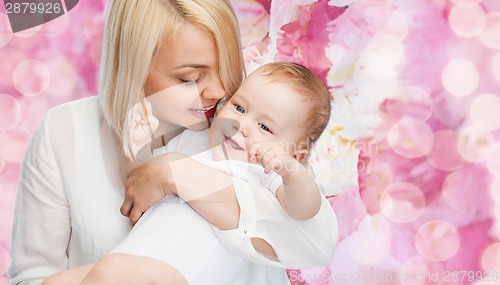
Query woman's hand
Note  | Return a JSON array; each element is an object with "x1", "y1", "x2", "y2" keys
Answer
[{"x1": 121, "y1": 154, "x2": 178, "y2": 225}]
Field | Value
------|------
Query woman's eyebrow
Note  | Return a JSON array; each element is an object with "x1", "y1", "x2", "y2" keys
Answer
[{"x1": 174, "y1": 64, "x2": 209, "y2": 69}]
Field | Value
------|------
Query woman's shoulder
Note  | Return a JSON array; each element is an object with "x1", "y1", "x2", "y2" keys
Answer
[
  {"x1": 46, "y1": 95, "x2": 101, "y2": 120},
  {"x1": 37, "y1": 95, "x2": 109, "y2": 142}
]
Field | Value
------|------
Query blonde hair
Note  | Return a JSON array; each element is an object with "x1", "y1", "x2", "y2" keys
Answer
[
  {"x1": 252, "y1": 62, "x2": 331, "y2": 151},
  {"x1": 99, "y1": 0, "x2": 244, "y2": 158}
]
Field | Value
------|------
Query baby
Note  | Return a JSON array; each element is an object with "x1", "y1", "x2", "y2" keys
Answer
[{"x1": 43, "y1": 62, "x2": 338, "y2": 285}]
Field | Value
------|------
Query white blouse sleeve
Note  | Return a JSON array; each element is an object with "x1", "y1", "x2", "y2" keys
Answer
[
  {"x1": 213, "y1": 177, "x2": 339, "y2": 269},
  {"x1": 8, "y1": 111, "x2": 71, "y2": 285}
]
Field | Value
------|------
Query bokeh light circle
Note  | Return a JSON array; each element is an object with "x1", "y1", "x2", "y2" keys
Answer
[
  {"x1": 0, "y1": 94, "x2": 22, "y2": 131},
  {"x1": 441, "y1": 59, "x2": 479, "y2": 97},
  {"x1": 491, "y1": 177, "x2": 500, "y2": 204},
  {"x1": 415, "y1": 220, "x2": 460, "y2": 261},
  {"x1": 481, "y1": 242, "x2": 500, "y2": 272},
  {"x1": 0, "y1": 127, "x2": 31, "y2": 163},
  {"x1": 400, "y1": 256, "x2": 444, "y2": 285},
  {"x1": 388, "y1": 118, "x2": 434, "y2": 158},
  {"x1": 46, "y1": 60, "x2": 77, "y2": 97},
  {"x1": 90, "y1": 38, "x2": 102, "y2": 65},
  {"x1": 442, "y1": 170, "x2": 479, "y2": 210},
  {"x1": 470, "y1": 93, "x2": 500, "y2": 131},
  {"x1": 0, "y1": 49, "x2": 25, "y2": 88},
  {"x1": 426, "y1": 130, "x2": 464, "y2": 171},
  {"x1": 17, "y1": 96, "x2": 50, "y2": 132},
  {"x1": 493, "y1": 53, "x2": 500, "y2": 82},
  {"x1": 487, "y1": 143, "x2": 500, "y2": 175},
  {"x1": 41, "y1": 12, "x2": 69, "y2": 38},
  {"x1": 479, "y1": 12, "x2": 500, "y2": 49},
  {"x1": 13, "y1": 60, "x2": 50, "y2": 97},
  {"x1": 386, "y1": 86, "x2": 433, "y2": 121},
  {"x1": 84, "y1": 14, "x2": 104, "y2": 41},
  {"x1": 365, "y1": 159, "x2": 393, "y2": 194},
  {"x1": 449, "y1": 1, "x2": 486, "y2": 38},
  {"x1": 457, "y1": 126, "x2": 495, "y2": 163},
  {"x1": 348, "y1": 214, "x2": 390, "y2": 265},
  {"x1": 380, "y1": 182, "x2": 426, "y2": 223},
  {"x1": 387, "y1": 11, "x2": 409, "y2": 40}
]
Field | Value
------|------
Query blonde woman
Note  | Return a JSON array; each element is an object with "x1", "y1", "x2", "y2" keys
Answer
[
  {"x1": 8, "y1": 1, "x2": 242, "y2": 284},
  {"x1": 8, "y1": 1, "x2": 337, "y2": 285}
]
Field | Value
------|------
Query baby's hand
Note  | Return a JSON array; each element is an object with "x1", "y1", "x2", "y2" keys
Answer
[{"x1": 249, "y1": 142, "x2": 301, "y2": 177}]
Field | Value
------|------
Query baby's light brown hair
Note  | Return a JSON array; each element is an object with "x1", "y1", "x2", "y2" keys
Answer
[{"x1": 251, "y1": 62, "x2": 331, "y2": 151}]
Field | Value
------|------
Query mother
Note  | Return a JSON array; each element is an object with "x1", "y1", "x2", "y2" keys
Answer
[{"x1": 8, "y1": 0, "x2": 336, "y2": 284}]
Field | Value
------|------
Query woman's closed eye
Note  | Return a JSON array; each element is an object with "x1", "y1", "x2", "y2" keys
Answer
[
  {"x1": 258, "y1": 123, "x2": 272, "y2": 134},
  {"x1": 179, "y1": 73, "x2": 205, "y2": 85},
  {"x1": 180, "y1": 79, "x2": 197, "y2": 86}
]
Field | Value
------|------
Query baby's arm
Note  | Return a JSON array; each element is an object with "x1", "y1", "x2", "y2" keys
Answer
[{"x1": 251, "y1": 143, "x2": 322, "y2": 220}]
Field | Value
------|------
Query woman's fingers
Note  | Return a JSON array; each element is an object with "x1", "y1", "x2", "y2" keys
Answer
[
  {"x1": 129, "y1": 209, "x2": 144, "y2": 226},
  {"x1": 120, "y1": 199, "x2": 133, "y2": 217}
]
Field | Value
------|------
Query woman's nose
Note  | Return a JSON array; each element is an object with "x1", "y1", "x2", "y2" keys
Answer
[{"x1": 201, "y1": 78, "x2": 225, "y2": 101}]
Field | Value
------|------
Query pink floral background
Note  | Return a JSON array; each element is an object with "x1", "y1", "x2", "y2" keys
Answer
[{"x1": 1, "y1": 0, "x2": 500, "y2": 284}]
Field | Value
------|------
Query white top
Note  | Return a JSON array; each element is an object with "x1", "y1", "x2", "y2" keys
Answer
[
  {"x1": 7, "y1": 96, "x2": 338, "y2": 285},
  {"x1": 158, "y1": 129, "x2": 339, "y2": 269}
]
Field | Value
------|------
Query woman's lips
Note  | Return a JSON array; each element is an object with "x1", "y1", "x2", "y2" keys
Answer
[
  {"x1": 189, "y1": 104, "x2": 217, "y2": 119},
  {"x1": 204, "y1": 106, "x2": 217, "y2": 119}
]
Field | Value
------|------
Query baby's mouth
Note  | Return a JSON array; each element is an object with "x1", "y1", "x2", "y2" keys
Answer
[{"x1": 223, "y1": 136, "x2": 244, "y2": 151}]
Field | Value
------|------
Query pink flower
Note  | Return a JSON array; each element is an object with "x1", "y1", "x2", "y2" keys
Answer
[
  {"x1": 232, "y1": 0, "x2": 270, "y2": 48},
  {"x1": 329, "y1": 190, "x2": 367, "y2": 240},
  {"x1": 275, "y1": 0, "x2": 346, "y2": 81}
]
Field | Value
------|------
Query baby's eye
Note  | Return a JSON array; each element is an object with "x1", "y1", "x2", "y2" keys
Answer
[
  {"x1": 235, "y1": 105, "x2": 245, "y2": 113},
  {"x1": 258, "y1": 123, "x2": 272, "y2": 133}
]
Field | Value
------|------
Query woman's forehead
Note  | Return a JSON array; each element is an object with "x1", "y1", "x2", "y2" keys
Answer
[{"x1": 156, "y1": 23, "x2": 217, "y2": 69}]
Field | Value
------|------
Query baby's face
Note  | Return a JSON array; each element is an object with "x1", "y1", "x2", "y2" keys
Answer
[{"x1": 209, "y1": 74, "x2": 308, "y2": 162}]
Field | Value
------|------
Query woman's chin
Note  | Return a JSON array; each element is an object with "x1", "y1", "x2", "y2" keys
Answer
[{"x1": 185, "y1": 121, "x2": 209, "y2": 131}]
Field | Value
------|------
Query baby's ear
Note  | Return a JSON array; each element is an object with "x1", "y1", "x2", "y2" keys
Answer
[{"x1": 293, "y1": 149, "x2": 309, "y2": 163}]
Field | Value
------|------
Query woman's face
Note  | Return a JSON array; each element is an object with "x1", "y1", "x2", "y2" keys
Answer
[{"x1": 144, "y1": 22, "x2": 224, "y2": 131}]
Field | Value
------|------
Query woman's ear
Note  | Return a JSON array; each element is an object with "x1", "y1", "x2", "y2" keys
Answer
[{"x1": 293, "y1": 149, "x2": 309, "y2": 163}]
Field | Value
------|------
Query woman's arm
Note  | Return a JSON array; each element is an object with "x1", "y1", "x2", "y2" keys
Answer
[
  {"x1": 123, "y1": 153, "x2": 240, "y2": 230},
  {"x1": 8, "y1": 113, "x2": 71, "y2": 285}
]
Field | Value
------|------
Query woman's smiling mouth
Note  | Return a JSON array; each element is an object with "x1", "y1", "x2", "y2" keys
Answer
[{"x1": 189, "y1": 104, "x2": 217, "y2": 119}]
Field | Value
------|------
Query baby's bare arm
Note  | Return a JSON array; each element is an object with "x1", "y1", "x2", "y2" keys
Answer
[
  {"x1": 276, "y1": 164, "x2": 322, "y2": 220},
  {"x1": 252, "y1": 142, "x2": 322, "y2": 220}
]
